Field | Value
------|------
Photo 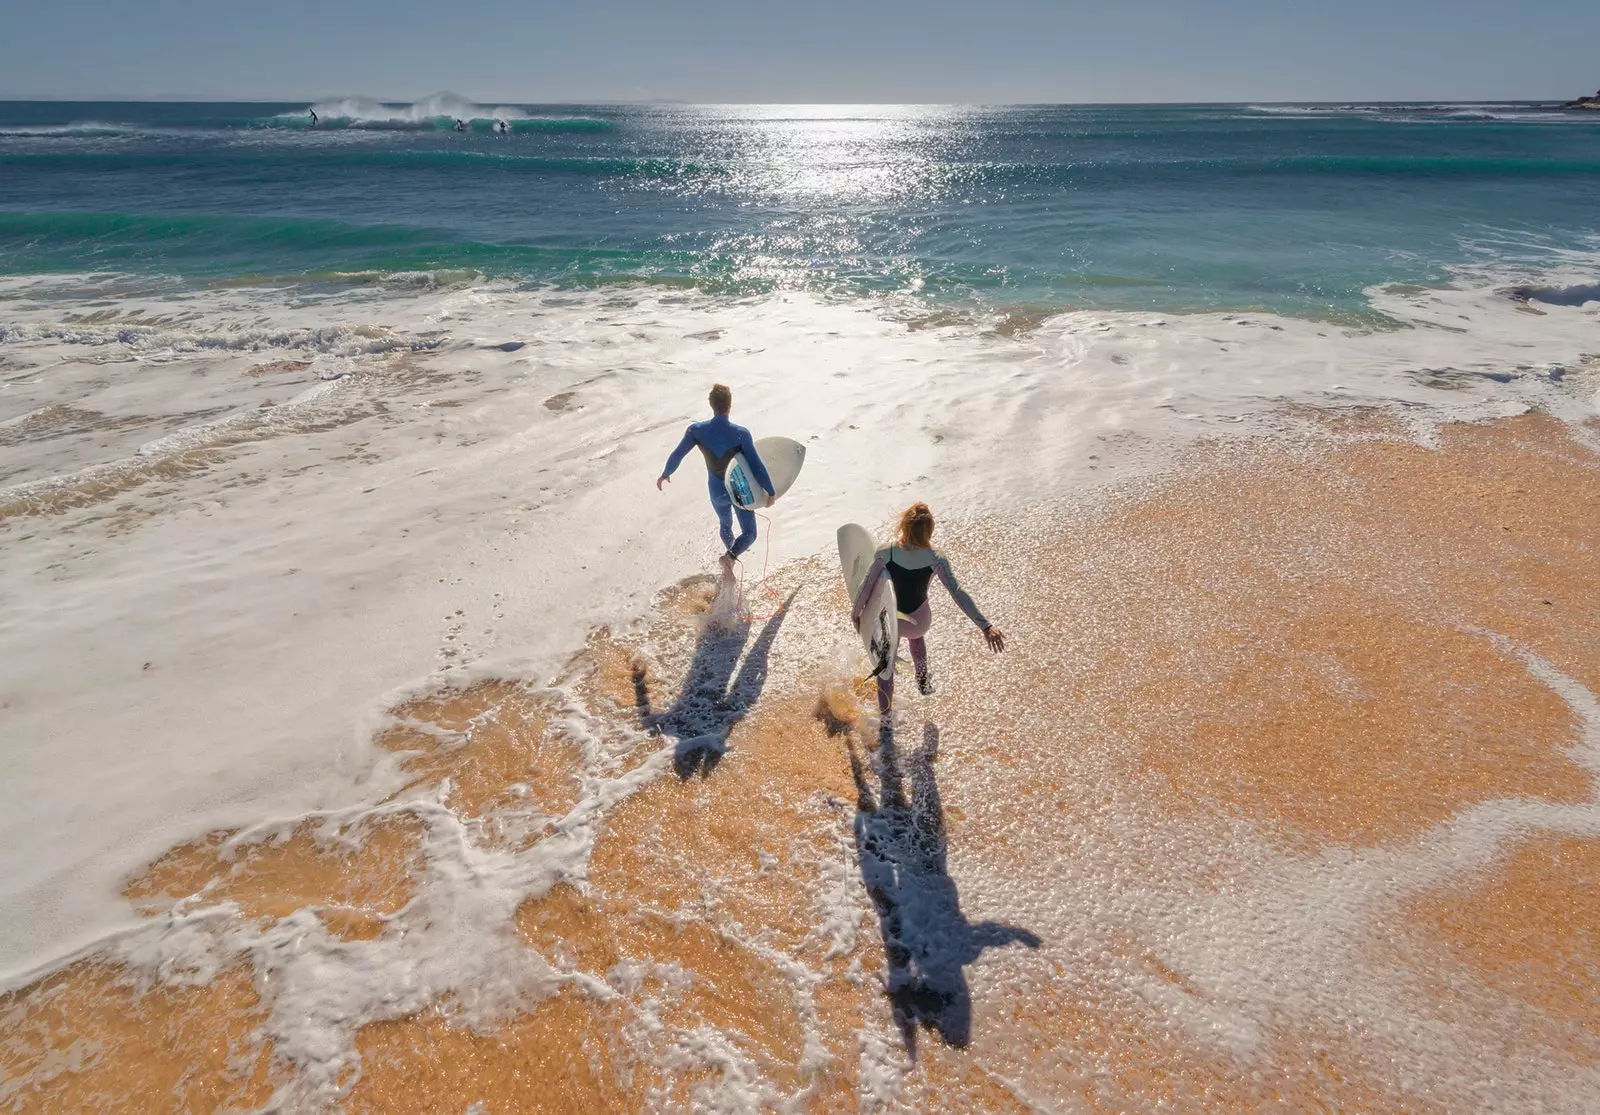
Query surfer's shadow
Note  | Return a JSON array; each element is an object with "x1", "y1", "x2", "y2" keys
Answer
[
  {"x1": 632, "y1": 588, "x2": 795, "y2": 780},
  {"x1": 850, "y1": 722, "x2": 1041, "y2": 1057}
]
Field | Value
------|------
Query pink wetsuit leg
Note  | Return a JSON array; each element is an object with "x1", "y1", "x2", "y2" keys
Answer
[
  {"x1": 877, "y1": 603, "x2": 933, "y2": 712},
  {"x1": 896, "y1": 602, "x2": 933, "y2": 641}
]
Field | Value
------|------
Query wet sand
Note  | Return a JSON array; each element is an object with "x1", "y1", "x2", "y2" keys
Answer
[{"x1": 2, "y1": 411, "x2": 1597, "y2": 1113}]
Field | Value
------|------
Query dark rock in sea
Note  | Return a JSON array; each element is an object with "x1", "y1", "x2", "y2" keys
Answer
[
  {"x1": 1560, "y1": 88, "x2": 1600, "y2": 109},
  {"x1": 485, "y1": 341, "x2": 526, "y2": 352},
  {"x1": 1508, "y1": 282, "x2": 1600, "y2": 307}
]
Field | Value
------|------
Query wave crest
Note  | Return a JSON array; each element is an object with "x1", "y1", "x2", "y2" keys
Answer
[
  {"x1": 0, "y1": 122, "x2": 132, "y2": 138},
  {"x1": 287, "y1": 92, "x2": 613, "y2": 133}
]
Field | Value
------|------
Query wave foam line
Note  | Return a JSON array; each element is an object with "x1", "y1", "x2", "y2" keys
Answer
[
  {"x1": 0, "y1": 320, "x2": 441, "y2": 356},
  {"x1": 288, "y1": 93, "x2": 614, "y2": 132}
]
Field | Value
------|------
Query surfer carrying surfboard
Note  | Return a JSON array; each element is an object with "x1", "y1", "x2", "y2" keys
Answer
[
  {"x1": 851, "y1": 503, "x2": 1005, "y2": 712},
  {"x1": 657, "y1": 384, "x2": 777, "y2": 576}
]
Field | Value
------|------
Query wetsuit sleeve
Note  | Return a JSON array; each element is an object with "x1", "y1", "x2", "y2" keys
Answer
[
  {"x1": 661, "y1": 426, "x2": 696, "y2": 479},
  {"x1": 739, "y1": 429, "x2": 776, "y2": 495},
  {"x1": 935, "y1": 553, "x2": 990, "y2": 630},
  {"x1": 852, "y1": 553, "x2": 888, "y2": 622}
]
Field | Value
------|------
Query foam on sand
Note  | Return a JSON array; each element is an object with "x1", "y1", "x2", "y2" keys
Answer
[
  {"x1": 0, "y1": 267, "x2": 1598, "y2": 1109},
  {"x1": 5, "y1": 411, "x2": 1596, "y2": 1111},
  {"x1": 0, "y1": 268, "x2": 1594, "y2": 974}
]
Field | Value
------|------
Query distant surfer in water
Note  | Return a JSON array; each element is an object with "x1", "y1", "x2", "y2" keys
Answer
[
  {"x1": 309, "y1": 109, "x2": 318, "y2": 127},
  {"x1": 853, "y1": 502, "x2": 1004, "y2": 711},
  {"x1": 454, "y1": 118, "x2": 467, "y2": 132},
  {"x1": 658, "y1": 384, "x2": 776, "y2": 577}
]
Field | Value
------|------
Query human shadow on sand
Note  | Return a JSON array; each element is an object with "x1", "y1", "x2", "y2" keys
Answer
[
  {"x1": 849, "y1": 721, "x2": 1041, "y2": 1057},
  {"x1": 632, "y1": 584, "x2": 796, "y2": 780}
]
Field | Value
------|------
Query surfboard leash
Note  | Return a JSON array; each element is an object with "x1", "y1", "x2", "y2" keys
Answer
[
  {"x1": 734, "y1": 510, "x2": 787, "y2": 623},
  {"x1": 733, "y1": 515, "x2": 888, "y2": 702}
]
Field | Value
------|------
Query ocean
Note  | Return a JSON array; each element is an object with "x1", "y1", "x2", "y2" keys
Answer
[
  {"x1": 1, "y1": 97, "x2": 1598, "y2": 1113},
  {"x1": 2, "y1": 96, "x2": 1599, "y2": 316}
]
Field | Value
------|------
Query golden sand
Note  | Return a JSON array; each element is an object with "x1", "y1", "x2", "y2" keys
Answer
[
  {"x1": 1016, "y1": 412, "x2": 1598, "y2": 848},
  {"x1": 1408, "y1": 834, "x2": 1600, "y2": 1041},
  {"x1": 244, "y1": 360, "x2": 313, "y2": 378},
  {"x1": 124, "y1": 814, "x2": 427, "y2": 942},
  {"x1": 377, "y1": 680, "x2": 580, "y2": 825},
  {"x1": 0, "y1": 448, "x2": 223, "y2": 523},
  {"x1": 0, "y1": 964, "x2": 274, "y2": 1113},
  {"x1": 2, "y1": 411, "x2": 1596, "y2": 1112},
  {"x1": 348, "y1": 992, "x2": 643, "y2": 1114}
]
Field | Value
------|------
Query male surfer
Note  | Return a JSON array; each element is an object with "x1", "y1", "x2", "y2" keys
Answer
[{"x1": 657, "y1": 384, "x2": 776, "y2": 576}]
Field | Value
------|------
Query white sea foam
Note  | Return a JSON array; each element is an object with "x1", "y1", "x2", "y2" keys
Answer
[
  {"x1": 0, "y1": 122, "x2": 132, "y2": 138},
  {"x1": 1238, "y1": 102, "x2": 1592, "y2": 125},
  {"x1": 304, "y1": 92, "x2": 481, "y2": 125},
  {"x1": 296, "y1": 92, "x2": 603, "y2": 129},
  {"x1": 1242, "y1": 104, "x2": 1358, "y2": 116},
  {"x1": 1, "y1": 267, "x2": 1598, "y2": 1103}
]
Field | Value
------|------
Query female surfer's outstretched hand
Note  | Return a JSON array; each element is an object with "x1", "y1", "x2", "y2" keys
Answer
[
  {"x1": 656, "y1": 475, "x2": 670, "y2": 491},
  {"x1": 984, "y1": 625, "x2": 1006, "y2": 652}
]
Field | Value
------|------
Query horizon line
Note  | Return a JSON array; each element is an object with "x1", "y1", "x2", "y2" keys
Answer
[{"x1": 0, "y1": 95, "x2": 1575, "y2": 107}]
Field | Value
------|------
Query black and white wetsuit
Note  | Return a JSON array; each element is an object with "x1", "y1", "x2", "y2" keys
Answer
[
  {"x1": 854, "y1": 544, "x2": 989, "y2": 630},
  {"x1": 852, "y1": 543, "x2": 991, "y2": 710}
]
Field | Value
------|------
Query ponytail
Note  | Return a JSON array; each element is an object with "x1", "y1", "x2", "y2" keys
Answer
[{"x1": 897, "y1": 502, "x2": 935, "y2": 549}]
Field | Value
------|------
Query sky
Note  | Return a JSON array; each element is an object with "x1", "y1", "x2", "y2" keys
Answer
[{"x1": 2, "y1": 0, "x2": 1596, "y2": 103}]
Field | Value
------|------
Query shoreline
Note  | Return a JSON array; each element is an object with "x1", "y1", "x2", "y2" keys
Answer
[
  {"x1": 0, "y1": 264, "x2": 1476, "y2": 327},
  {"x1": 3, "y1": 406, "x2": 1597, "y2": 1111}
]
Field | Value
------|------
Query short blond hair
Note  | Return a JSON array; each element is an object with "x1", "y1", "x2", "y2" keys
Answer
[{"x1": 709, "y1": 384, "x2": 732, "y2": 414}]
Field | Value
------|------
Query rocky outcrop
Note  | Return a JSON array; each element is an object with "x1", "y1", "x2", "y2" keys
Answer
[
  {"x1": 1560, "y1": 87, "x2": 1600, "y2": 109},
  {"x1": 1508, "y1": 282, "x2": 1600, "y2": 306}
]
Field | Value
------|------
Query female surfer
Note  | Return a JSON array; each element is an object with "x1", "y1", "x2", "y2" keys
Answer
[{"x1": 852, "y1": 502, "x2": 1005, "y2": 712}]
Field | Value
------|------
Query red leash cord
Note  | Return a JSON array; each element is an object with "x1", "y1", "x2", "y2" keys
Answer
[
  {"x1": 734, "y1": 511, "x2": 787, "y2": 623},
  {"x1": 733, "y1": 513, "x2": 882, "y2": 700}
]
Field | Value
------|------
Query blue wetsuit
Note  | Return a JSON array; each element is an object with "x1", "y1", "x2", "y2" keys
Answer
[{"x1": 660, "y1": 415, "x2": 774, "y2": 559}]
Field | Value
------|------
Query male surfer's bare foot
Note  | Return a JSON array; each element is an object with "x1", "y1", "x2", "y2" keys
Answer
[{"x1": 718, "y1": 552, "x2": 736, "y2": 579}]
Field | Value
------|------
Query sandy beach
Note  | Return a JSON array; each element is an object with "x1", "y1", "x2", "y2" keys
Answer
[{"x1": 4, "y1": 403, "x2": 1595, "y2": 1112}]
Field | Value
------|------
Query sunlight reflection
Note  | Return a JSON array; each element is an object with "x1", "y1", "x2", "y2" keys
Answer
[
  {"x1": 651, "y1": 105, "x2": 982, "y2": 292},
  {"x1": 704, "y1": 104, "x2": 971, "y2": 202}
]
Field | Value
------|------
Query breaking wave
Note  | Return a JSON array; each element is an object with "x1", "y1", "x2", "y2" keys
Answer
[{"x1": 287, "y1": 92, "x2": 615, "y2": 132}]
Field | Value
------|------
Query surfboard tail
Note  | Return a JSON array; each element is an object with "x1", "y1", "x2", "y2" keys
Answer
[
  {"x1": 871, "y1": 612, "x2": 894, "y2": 679},
  {"x1": 727, "y1": 465, "x2": 756, "y2": 509}
]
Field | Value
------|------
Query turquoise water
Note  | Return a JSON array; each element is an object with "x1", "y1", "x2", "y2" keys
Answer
[{"x1": 1, "y1": 98, "x2": 1597, "y2": 316}]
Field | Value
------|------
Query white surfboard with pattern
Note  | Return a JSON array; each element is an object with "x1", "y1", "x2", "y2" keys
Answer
[
  {"x1": 726, "y1": 436, "x2": 806, "y2": 510},
  {"x1": 837, "y1": 523, "x2": 896, "y2": 681}
]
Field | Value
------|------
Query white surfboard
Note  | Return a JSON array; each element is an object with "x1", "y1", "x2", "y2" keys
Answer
[
  {"x1": 837, "y1": 523, "x2": 896, "y2": 681},
  {"x1": 726, "y1": 436, "x2": 806, "y2": 510}
]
